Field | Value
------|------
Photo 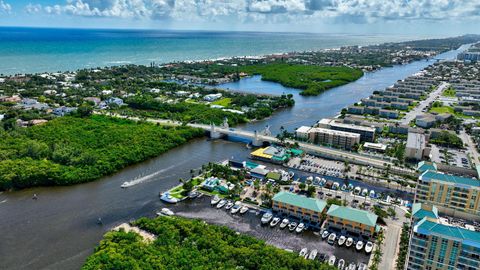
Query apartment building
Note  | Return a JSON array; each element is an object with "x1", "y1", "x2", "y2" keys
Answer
[
  {"x1": 307, "y1": 127, "x2": 360, "y2": 150},
  {"x1": 317, "y1": 118, "x2": 376, "y2": 142},
  {"x1": 272, "y1": 191, "x2": 327, "y2": 226},
  {"x1": 325, "y1": 205, "x2": 378, "y2": 237}
]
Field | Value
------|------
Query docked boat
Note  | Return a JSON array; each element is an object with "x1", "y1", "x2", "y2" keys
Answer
[
  {"x1": 299, "y1": 248, "x2": 308, "y2": 258},
  {"x1": 369, "y1": 190, "x2": 376, "y2": 198},
  {"x1": 338, "y1": 235, "x2": 346, "y2": 246},
  {"x1": 365, "y1": 241, "x2": 374, "y2": 253},
  {"x1": 288, "y1": 222, "x2": 298, "y2": 232},
  {"x1": 156, "y1": 208, "x2": 174, "y2": 216},
  {"x1": 279, "y1": 218, "x2": 289, "y2": 229},
  {"x1": 332, "y1": 182, "x2": 340, "y2": 190},
  {"x1": 188, "y1": 190, "x2": 199, "y2": 199},
  {"x1": 230, "y1": 202, "x2": 241, "y2": 214},
  {"x1": 308, "y1": 249, "x2": 318, "y2": 260},
  {"x1": 347, "y1": 183, "x2": 354, "y2": 191},
  {"x1": 347, "y1": 262, "x2": 357, "y2": 270},
  {"x1": 160, "y1": 192, "x2": 179, "y2": 204},
  {"x1": 341, "y1": 184, "x2": 347, "y2": 191},
  {"x1": 288, "y1": 171, "x2": 295, "y2": 179},
  {"x1": 261, "y1": 212, "x2": 273, "y2": 224},
  {"x1": 337, "y1": 259, "x2": 345, "y2": 270},
  {"x1": 210, "y1": 195, "x2": 220, "y2": 205},
  {"x1": 346, "y1": 237, "x2": 354, "y2": 247},
  {"x1": 328, "y1": 255, "x2": 336, "y2": 266},
  {"x1": 356, "y1": 240, "x2": 364, "y2": 251},
  {"x1": 320, "y1": 178, "x2": 327, "y2": 186},
  {"x1": 216, "y1": 199, "x2": 227, "y2": 209},
  {"x1": 321, "y1": 230, "x2": 330, "y2": 239},
  {"x1": 353, "y1": 186, "x2": 361, "y2": 195},
  {"x1": 357, "y1": 263, "x2": 367, "y2": 270},
  {"x1": 239, "y1": 205, "x2": 249, "y2": 214},
  {"x1": 270, "y1": 217, "x2": 280, "y2": 227},
  {"x1": 327, "y1": 233, "x2": 337, "y2": 244},
  {"x1": 361, "y1": 188, "x2": 368, "y2": 197},
  {"x1": 225, "y1": 201, "x2": 234, "y2": 210},
  {"x1": 121, "y1": 181, "x2": 134, "y2": 188},
  {"x1": 295, "y1": 223, "x2": 305, "y2": 233}
]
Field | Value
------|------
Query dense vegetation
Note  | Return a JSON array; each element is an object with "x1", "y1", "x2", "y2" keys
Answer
[
  {"x1": 0, "y1": 115, "x2": 203, "y2": 190},
  {"x1": 429, "y1": 131, "x2": 464, "y2": 148},
  {"x1": 395, "y1": 223, "x2": 411, "y2": 270},
  {"x1": 239, "y1": 63, "x2": 364, "y2": 96},
  {"x1": 83, "y1": 217, "x2": 336, "y2": 270}
]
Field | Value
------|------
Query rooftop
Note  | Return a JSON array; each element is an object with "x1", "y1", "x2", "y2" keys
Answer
[
  {"x1": 412, "y1": 203, "x2": 439, "y2": 220},
  {"x1": 272, "y1": 191, "x2": 327, "y2": 213},
  {"x1": 406, "y1": 132, "x2": 426, "y2": 149},
  {"x1": 415, "y1": 217, "x2": 480, "y2": 248},
  {"x1": 327, "y1": 205, "x2": 378, "y2": 227},
  {"x1": 309, "y1": 127, "x2": 361, "y2": 139},
  {"x1": 420, "y1": 170, "x2": 480, "y2": 188},
  {"x1": 417, "y1": 161, "x2": 437, "y2": 173}
]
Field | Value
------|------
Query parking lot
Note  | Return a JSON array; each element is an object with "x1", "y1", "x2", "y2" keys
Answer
[
  {"x1": 430, "y1": 145, "x2": 471, "y2": 168},
  {"x1": 287, "y1": 155, "x2": 345, "y2": 178}
]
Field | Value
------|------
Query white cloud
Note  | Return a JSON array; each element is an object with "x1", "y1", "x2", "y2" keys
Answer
[
  {"x1": 31, "y1": 0, "x2": 480, "y2": 24},
  {"x1": 0, "y1": 0, "x2": 11, "y2": 14},
  {"x1": 25, "y1": 4, "x2": 42, "y2": 14}
]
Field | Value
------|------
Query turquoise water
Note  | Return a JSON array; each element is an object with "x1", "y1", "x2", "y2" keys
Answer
[{"x1": 0, "y1": 27, "x2": 422, "y2": 75}]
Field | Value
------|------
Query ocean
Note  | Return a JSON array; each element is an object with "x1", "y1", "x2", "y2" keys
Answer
[{"x1": 0, "y1": 27, "x2": 424, "y2": 75}]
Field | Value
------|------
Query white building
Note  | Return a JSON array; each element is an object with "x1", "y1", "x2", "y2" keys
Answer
[{"x1": 406, "y1": 132, "x2": 428, "y2": 160}]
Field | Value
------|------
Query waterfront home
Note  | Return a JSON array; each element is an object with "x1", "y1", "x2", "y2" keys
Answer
[
  {"x1": 204, "y1": 93, "x2": 222, "y2": 101},
  {"x1": 325, "y1": 205, "x2": 378, "y2": 237},
  {"x1": 272, "y1": 191, "x2": 327, "y2": 227}
]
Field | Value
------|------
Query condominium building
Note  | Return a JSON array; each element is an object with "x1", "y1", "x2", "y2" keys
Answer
[
  {"x1": 307, "y1": 127, "x2": 360, "y2": 150},
  {"x1": 407, "y1": 216, "x2": 480, "y2": 270},
  {"x1": 416, "y1": 169, "x2": 480, "y2": 220},
  {"x1": 272, "y1": 191, "x2": 327, "y2": 227},
  {"x1": 406, "y1": 132, "x2": 429, "y2": 160},
  {"x1": 325, "y1": 205, "x2": 378, "y2": 237},
  {"x1": 317, "y1": 118, "x2": 376, "y2": 142}
]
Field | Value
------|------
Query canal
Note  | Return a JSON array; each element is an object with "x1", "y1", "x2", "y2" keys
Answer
[{"x1": 0, "y1": 45, "x2": 467, "y2": 270}]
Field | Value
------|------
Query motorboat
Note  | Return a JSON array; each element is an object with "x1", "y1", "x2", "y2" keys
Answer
[
  {"x1": 308, "y1": 249, "x2": 318, "y2": 260},
  {"x1": 321, "y1": 230, "x2": 330, "y2": 239},
  {"x1": 121, "y1": 181, "x2": 134, "y2": 188},
  {"x1": 369, "y1": 190, "x2": 376, "y2": 198},
  {"x1": 239, "y1": 205, "x2": 249, "y2": 214},
  {"x1": 216, "y1": 199, "x2": 227, "y2": 209},
  {"x1": 365, "y1": 241, "x2": 374, "y2": 253},
  {"x1": 288, "y1": 171, "x2": 295, "y2": 179},
  {"x1": 356, "y1": 240, "x2": 364, "y2": 251},
  {"x1": 347, "y1": 262, "x2": 357, "y2": 270},
  {"x1": 361, "y1": 188, "x2": 368, "y2": 196},
  {"x1": 357, "y1": 263, "x2": 367, "y2": 270},
  {"x1": 306, "y1": 176, "x2": 313, "y2": 183},
  {"x1": 299, "y1": 248, "x2": 308, "y2": 258},
  {"x1": 188, "y1": 190, "x2": 199, "y2": 199},
  {"x1": 230, "y1": 202, "x2": 241, "y2": 214},
  {"x1": 160, "y1": 192, "x2": 179, "y2": 204},
  {"x1": 332, "y1": 182, "x2": 340, "y2": 190},
  {"x1": 295, "y1": 223, "x2": 305, "y2": 233},
  {"x1": 328, "y1": 233, "x2": 337, "y2": 244},
  {"x1": 225, "y1": 201, "x2": 234, "y2": 210},
  {"x1": 346, "y1": 237, "x2": 354, "y2": 248},
  {"x1": 156, "y1": 208, "x2": 174, "y2": 216},
  {"x1": 328, "y1": 255, "x2": 336, "y2": 266},
  {"x1": 320, "y1": 178, "x2": 327, "y2": 186},
  {"x1": 341, "y1": 184, "x2": 347, "y2": 191},
  {"x1": 347, "y1": 183, "x2": 354, "y2": 191},
  {"x1": 337, "y1": 259, "x2": 345, "y2": 270},
  {"x1": 270, "y1": 217, "x2": 280, "y2": 227},
  {"x1": 338, "y1": 235, "x2": 346, "y2": 246},
  {"x1": 288, "y1": 222, "x2": 298, "y2": 232},
  {"x1": 353, "y1": 186, "x2": 361, "y2": 195},
  {"x1": 211, "y1": 195, "x2": 220, "y2": 205},
  {"x1": 261, "y1": 212, "x2": 273, "y2": 224},
  {"x1": 279, "y1": 218, "x2": 289, "y2": 229}
]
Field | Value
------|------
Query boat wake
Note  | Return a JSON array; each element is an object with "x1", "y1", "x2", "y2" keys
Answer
[{"x1": 121, "y1": 165, "x2": 176, "y2": 188}]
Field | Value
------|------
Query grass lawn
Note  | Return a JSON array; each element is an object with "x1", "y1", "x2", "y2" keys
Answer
[
  {"x1": 429, "y1": 106, "x2": 455, "y2": 114},
  {"x1": 442, "y1": 88, "x2": 456, "y2": 97},
  {"x1": 212, "y1": 98, "x2": 232, "y2": 107}
]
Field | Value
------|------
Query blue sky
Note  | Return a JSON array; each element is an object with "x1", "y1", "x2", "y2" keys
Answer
[{"x1": 1, "y1": 0, "x2": 480, "y2": 35}]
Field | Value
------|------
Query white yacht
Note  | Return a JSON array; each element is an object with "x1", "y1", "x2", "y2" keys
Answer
[
  {"x1": 270, "y1": 217, "x2": 280, "y2": 227},
  {"x1": 210, "y1": 195, "x2": 220, "y2": 205},
  {"x1": 365, "y1": 241, "x2": 374, "y2": 253},
  {"x1": 328, "y1": 233, "x2": 337, "y2": 244},
  {"x1": 225, "y1": 201, "x2": 234, "y2": 210},
  {"x1": 369, "y1": 190, "x2": 376, "y2": 198},
  {"x1": 239, "y1": 205, "x2": 249, "y2": 214},
  {"x1": 347, "y1": 262, "x2": 357, "y2": 270},
  {"x1": 230, "y1": 202, "x2": 241, "y2": 214},
  {"x1": 261, "y1": 212, "x2": 273, "y2": 224},
  {"x1": 160, "y1": 192, "x2": 179, "y2": 204},
  {"x1": 321, "y1": 230, "x2": 330, "y2": 239},
  {"x1": 279, "y1": 218, "x2": 289, "y2": 229},
  {"x1": 345, "y1": 237, "x2": 354, "y2": 247},
  {"x1": 295, "y1": 223, "x2": 305, "y2": 233},
  {"x1": 308, "y1": 249, "x2": 318, "y2": 260},
  {"x1": 353, "y1": 186, "x2": 361, "y2": 195},
  {"x1": 216, "y1": 199, "x2": 227, "y2": 209},
  {"x1": 288, "y1": 222, "x2": 297, "y2": 232},
  {"x1": 361, "y1": 188, "x2": 368, "y2": 196},
  {"x1": 328, "y1": 255, "x2": 336, "y2": 266},
  {"x1": 299, "y1": 248, "x2": 308, "y2": 258},
  {"x1": 156, "y1": 208, "x2": 174, "y2": 216},
  {"x1": 338, "y1": 235, "x2": 346, "y2": 246},
  {"x1": 121, "y1": 181, "x2": 134, "y2": 188},
  {"x1": 356, "y1": 240, "x2": 364, "y2": 251},
  {"x1": 337, "y1": 259, "x2": 345, "y2": 270}
]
